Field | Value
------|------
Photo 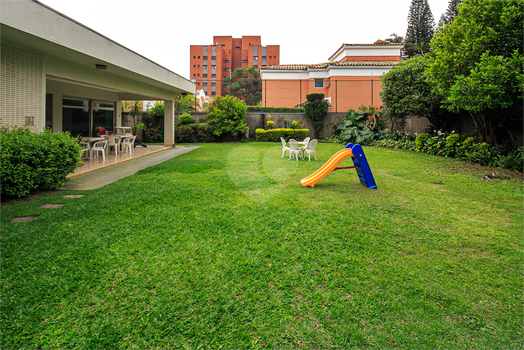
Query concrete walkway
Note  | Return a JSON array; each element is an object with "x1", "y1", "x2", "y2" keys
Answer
[{"x1": 60, "y1": 145, "x2": 200, "y2": 190}]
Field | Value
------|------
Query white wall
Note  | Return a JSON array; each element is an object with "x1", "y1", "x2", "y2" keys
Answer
[{"x1": 0, "y1": 44, "x2": 44, "y2": 129}]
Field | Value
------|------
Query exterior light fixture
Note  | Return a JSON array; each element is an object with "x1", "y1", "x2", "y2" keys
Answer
[{"x1": 95, "y1": 64, "x2": 107, "y2": 70}]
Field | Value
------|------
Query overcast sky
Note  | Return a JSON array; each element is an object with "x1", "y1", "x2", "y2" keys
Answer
[{"x1": 38, "y1": 0, "x2": 449, "y2": 80}]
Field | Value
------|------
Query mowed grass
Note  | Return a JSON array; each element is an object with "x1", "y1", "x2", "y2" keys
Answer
[{"x1": 1, "y1": 142, "x2": 522, "y2": 349}]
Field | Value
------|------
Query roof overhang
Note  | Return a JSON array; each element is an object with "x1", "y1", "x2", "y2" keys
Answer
[{"x1": 1, "y1": 0, "x2": 195, "y2": 99}]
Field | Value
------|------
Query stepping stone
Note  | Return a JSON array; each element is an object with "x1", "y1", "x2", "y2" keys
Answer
[
  {"x1": 62, "y1": 195, "x2": 84, "y2": 198},
  {"x1": 39, "y1": 204, "x2": 65, "y2": 209},
  {"x1": 11, "y1": 216, "x2": 38, "y2": 222}
]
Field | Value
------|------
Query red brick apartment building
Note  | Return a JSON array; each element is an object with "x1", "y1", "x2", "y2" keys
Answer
[{"x1": 190, "y1": 36, "x2": 279, "y2": 98}]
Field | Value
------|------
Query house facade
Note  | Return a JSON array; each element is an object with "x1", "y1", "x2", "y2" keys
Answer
[
  {"x1": 260, "y1": 41, "x2": 403, "y2": 112},
  {"x1": 1, "y1": 0, "x2": 195, "y2": 146},
  {"x1": 190, "y1": 36, "x2": 279, "y2": 97}
]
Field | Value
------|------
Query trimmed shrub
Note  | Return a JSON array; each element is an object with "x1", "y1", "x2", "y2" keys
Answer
[
  {"x1": 1, "y1": 126, "x2": 82, "y2": 197},
  {"x1": 415, "y1": 133, "x2": 429, "y2": 149},
  {"x1": 206, "y1": 95, "x2": 248, "y2": 139},
  {"x1": 175, "y1": 123, "x2": 215, "y2": 143},
  {"x1": 304, "y1": 93, "x2": 329, "y2": 138},
  {"x1": 178, "y1": 113, "x2": 194, "y2": 125},
  {"x1": 255, "y1": 128, "x2": 310, "y2": 142}
]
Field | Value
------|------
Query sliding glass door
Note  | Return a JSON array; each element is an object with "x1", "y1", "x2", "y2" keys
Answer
[
  {"x1": 62, "y1": 99, "x2": 114, "y2": 137},
  {"x1": 62, "y1": 98, "x2": 90, "y2": 137},
  {"x1": 93, "y1": 101, "x2": 114, "y2": 134}
]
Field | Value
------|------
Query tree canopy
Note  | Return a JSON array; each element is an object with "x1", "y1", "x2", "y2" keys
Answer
[
  {"x1": 425, "y1": 0, "x2": 523, "y2": 145},
  {"x1": 439, "y1": 0, "x2": 463, "y2": 25},
  {"x1": 221, "y1": 66, "x2": 262, "y2": 106},
  {"x1": 380, "y1": 55, "x2": 446, "y2": 130},
  {"x1": 404, "y1": 0, "x2": 435, "y2": 57}
]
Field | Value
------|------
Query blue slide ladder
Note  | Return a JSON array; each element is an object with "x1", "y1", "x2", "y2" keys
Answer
[{"x1": 345, "y1": 143, "x2": 377, "y2": 189}]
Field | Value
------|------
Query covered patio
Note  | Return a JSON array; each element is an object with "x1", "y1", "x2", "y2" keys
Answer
[
  {"x1": 69, "y1": 144, "x2": 172, "y2": 177},
  {"x1": 1, "y1": 0, "x2": 195, "y2": 147}
]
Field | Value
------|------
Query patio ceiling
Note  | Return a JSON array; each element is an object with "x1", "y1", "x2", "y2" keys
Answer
[{"x1": 1, "y1": 0, "x2": 195, "y2": 101}]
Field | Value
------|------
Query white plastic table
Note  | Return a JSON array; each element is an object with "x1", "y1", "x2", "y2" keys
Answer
[{"x1": 81, "y1": 137, "x2": 104, "y2": 159}]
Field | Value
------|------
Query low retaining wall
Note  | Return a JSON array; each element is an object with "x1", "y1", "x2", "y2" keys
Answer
[{"x1": 124, "y1": 111, "x2": 522, "y2": 145}]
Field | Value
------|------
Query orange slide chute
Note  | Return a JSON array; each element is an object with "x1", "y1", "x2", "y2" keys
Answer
[{"x1": 300, "y1": 148, "x2": 354, "y2": 188}]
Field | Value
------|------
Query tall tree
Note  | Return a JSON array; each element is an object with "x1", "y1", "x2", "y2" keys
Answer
[
  {"x1": 380, "y1": 55, "x2": 447, "y2": 130},
  {"x1": 404, "y1": 0, "x2": 436, "y2": 57},
  {"x1": 439, "y1": 0, "x2": 463, "y2": 25},
  {"x1": 384, "y1": 33, "x2": 404, "y2": 43},
  {"x1": 426, "y1": 0, "x2": 523, "y2": 146},
  {"x1": 221, "y1": 66, "x2": 262, "y2": 106}
]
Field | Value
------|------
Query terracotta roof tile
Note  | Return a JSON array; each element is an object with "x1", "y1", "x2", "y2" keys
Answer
[{"x1": 260, "y1": 60, "x2": 399, "y2": 71}]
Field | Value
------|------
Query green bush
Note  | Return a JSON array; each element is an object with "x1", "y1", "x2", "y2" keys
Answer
[
  {"x1": 415, "y1": 133, "x2": 429, "y2": 149},
  {"x1": 304, "y1": 93, "x2": 329, "y2": 138},
  {"x1": 255, "y1": 128, "x2": 310, "y2": 142},
  {"x1": 178, "y1": 113, "x2": 194, "y2": 125},
  {"x1": 374, "y1": 130, "x2": 523, "y2": 171},
  {"x1": 176, "y1": 123, "x2": 215, "y2": 143},
  {"x1": 1, "y1": 126, "x2": 81, "y2": 197},
  {"x1": 144, "y1": 123, "x2": 162, "y2": 142},
  {"x1": 206, "y1": 95, "x2": 248, "y2": 139},
  {"x1": 333, "y1": 106, "x2": 385, "y2": 145}
]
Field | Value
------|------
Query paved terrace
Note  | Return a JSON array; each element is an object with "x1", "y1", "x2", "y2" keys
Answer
[{"x1": 62, "y1": 145, "x2": 200, "y2": 190}]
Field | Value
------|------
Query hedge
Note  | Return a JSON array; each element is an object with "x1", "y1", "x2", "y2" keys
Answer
[
  {"x1": 255, "y1": 128, "x2": 310, "y2": 142},
  {"x1": 247, "y1": 106, "x2": 304, "y2": 113},
  {"x1": 1, "y1": 126, "x2": 82, "y2": 197},
  {"x1": 175, "y1": 123, "x2": 215, "y2": 143}
]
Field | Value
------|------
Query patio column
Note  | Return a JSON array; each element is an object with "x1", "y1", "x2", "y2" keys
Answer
[
  {"x1": 115, "y1": 101, "x2": 122, "y2": 127},
  {"x1": 164, "y1": 99, "x2": 175, "y2": 147}
]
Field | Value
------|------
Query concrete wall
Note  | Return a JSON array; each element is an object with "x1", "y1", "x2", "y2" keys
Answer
[{"x1": 126, "y1": 111, "x2": 522, "y2": 146}]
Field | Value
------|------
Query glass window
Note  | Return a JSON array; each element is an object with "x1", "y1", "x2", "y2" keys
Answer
[
  {"x1": 243, "y1": 60, "x2": 248, "y2": 63},
  {"x1": 314, "y1": 79, "x2": 324, "y2": 88},
  {"x1": 211, "y1": 74, "x2": 216, "y2": 78},
  {"x1": 235, "y1": 46, "x2": 240, "y2": 49},
  {"x1": 225, "y1": 60, "x2": 230, "y2": 63},
  {"x1": 262, "y1": 56, "x2": 266, "y2": 60},
  {"x1": 212, "y1": 56, "x2": 216, "y2": 60},
  {"x1": 225, "y1": 68, "x2": 230, "y2": 71},
  {"x1": 203, "y1": 56, "x2": 207, "y2": 60},
  {"x1": 93, "y1": 108, "x2": 114, "y2": 134},
  {"x1": 253, "y1": 56, "x2": 258, "y2": 60},
  {"x1": 62, "y1": 98, "x2": 90, "y2": 137},
  {"x1": 211, "y1": 83, "x2": 216, "y2": 87},
  {"x1": 203, "y1": 74, "x2": 207, "y2": 78},
  {"x1": 203, "y1": 83, "x2": 207, "y2": 87},
  {"x1": 211, "y1": 65, "x2": 216, "y2": 69},
  {"x1": 203, "y1": 65, "x2": 207, "y2": 69}
]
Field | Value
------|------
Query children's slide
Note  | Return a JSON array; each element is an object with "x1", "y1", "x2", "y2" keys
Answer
[
  {"x1": 300, "y1": 148, "x2": 355, "y2": 188},
  {"x1": 300, "y1": 143, "x2": 377, "y2": 189}
]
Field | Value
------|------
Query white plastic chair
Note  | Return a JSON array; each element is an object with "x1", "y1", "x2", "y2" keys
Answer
[
  {"x1": 288, "y1": 139, "x2": 301, "y2": 161},
  {"x1": 280, "y1": 137, "x2": 291, "y2": 158},
  {"x1": 79, "y1": 141, "x2": 90, "y2": 159},
  {"x1": 106, "y1": 136, "x2": 121, "y2": 155},
  {"x1": 91, "y1": 140, "x2": 108, "y2": 160},
  {"x1": 122, "y1": 135, "x2": 136, "y2": 154},
  {"x1": 303, "y1": 139, "x2": 318, "y2": 161},
  {"x1": 299, "y1": 137, "x2": 310, "y2": 157}
]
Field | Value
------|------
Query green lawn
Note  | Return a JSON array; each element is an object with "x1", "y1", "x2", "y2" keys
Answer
[{"x1": 1, "y1": 142, "x2": 522, "y2": 349}]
